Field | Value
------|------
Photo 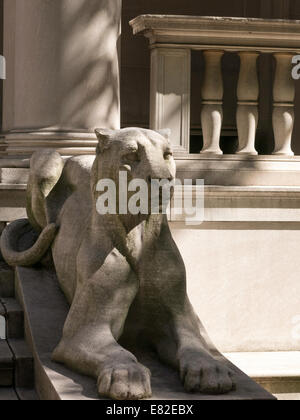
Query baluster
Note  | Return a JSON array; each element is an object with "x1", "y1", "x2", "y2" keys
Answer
[
  {"x1": 201, "y1": 51, "x2": 224, "y2": 155},
  {"x1": 236, "y1": 52, "x2": 259, "y2": 155},
  {"x1": 273, "y1": 53, "x2": 295, "y2": 156}
]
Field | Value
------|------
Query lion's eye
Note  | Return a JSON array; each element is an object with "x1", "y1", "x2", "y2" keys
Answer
[
  {"x1": 164, "y1": 151, "x2": 173, "y2": 160},
  {"x1": 123, "y1": 152, "x2": 140, "y2": 164}
]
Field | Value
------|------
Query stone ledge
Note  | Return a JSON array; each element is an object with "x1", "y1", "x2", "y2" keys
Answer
[
  {"x1": 171, "y1": 186, "x2": 300, "y2": 223},
  {"x1": 0, "y1": 184, "x2": 27, "y2": 222},
  {"x1": 130, "y1": 15, "x2": 300, "y2": 52},
  {"x1": 225, "y1": 352, "x2": 300, "y2": 396},
  {"x1": 176, "y1": 157, "x2": 300, "y2": 187},
  {"x1": 15, "y1": 266, "x2": 274, "y2": 400},
  {"x1": 0, "y1": 388, "x2": 18, "y2": 400},
  {"x1": 0, "y1": 168, "x2": 29, "y2": 185},
  {"x1": 3, "y1": 182, "x2": 300, "y2": 223},
  {"x1": 3, "y1": 155, "x2": 300, "y2": 187}
]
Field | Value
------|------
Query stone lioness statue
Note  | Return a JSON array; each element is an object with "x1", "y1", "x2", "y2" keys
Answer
[{"x1": 1, "y1": 128, "x2": 234, "y2": 400}]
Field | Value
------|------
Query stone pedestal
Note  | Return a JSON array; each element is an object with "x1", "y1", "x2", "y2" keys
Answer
[
  {"x1": 15, "y1": 266, "x2": 275, "y2": 400},
  {"x1": 2, "y1": 0, "x2": 122, "y2": 161}
]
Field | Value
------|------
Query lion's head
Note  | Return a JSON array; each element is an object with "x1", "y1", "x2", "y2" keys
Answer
[{"x1": 92, "y1": 128, "x2": 176, "y2": 216}]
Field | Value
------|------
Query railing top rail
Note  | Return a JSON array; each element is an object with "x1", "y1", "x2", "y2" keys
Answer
[{"x1": 130, "y1": 15, "x2": 300, "y2": 53}]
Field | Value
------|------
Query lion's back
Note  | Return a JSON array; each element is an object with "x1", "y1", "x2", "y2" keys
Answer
[
  {"x1": 51, "y1": 155, "x2": 96, "y2": 302},
  {"x1": 63, "y1": 155, "x2": 95, "y2": 190}
]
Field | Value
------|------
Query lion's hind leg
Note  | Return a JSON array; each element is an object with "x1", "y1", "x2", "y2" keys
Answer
[{"x1": 27, "y1": 150, "x2": 64, "y2": 232}]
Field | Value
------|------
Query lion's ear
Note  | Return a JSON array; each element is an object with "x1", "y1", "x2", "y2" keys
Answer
[
  {"x1": 95, "y1": 129, "x2": 115, "y2": 154},
  {"x1": 156, "y1": 129, "x2": 171, "y2": 141}
]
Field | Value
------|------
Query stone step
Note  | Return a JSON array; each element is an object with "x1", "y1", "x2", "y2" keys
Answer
[
  {"x1": 275, "y1": 393, "x2": 300, "y2": 401},
  {"x1": 0, "y1": 388, "x2": 18, "y2": 401},
  {"x1": 225, "y1": 351, "x2": 300, "y2": 398},
  {"x1": 0, "y1": 264, "x2": 38, "y2": 400},
  {"x1": 16, "y1": 388, "x2": 39, "y2": 401},
  {"x1": 0, "y1": 263, "x2": 15, "y2": 298},
  {"x1": 0, "y1": 340, "x2": 14, "y2": 387},
  {"x1": 0, "y1": 338, "x2": 35, "y2": 392},
  {"x1": 0, "y1": 386, "x2": 38, "y2": 401},
  {"x1": 9, "y1": 339, "x2": 34, "y2": 388},
  {"x1": 0, "y1": 298, "x2": 24, "y2": 339}
]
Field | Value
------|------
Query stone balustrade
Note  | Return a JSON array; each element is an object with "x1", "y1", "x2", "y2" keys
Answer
[{"x1": 130, "y1": 15, "x2": 300, "y2": 157}]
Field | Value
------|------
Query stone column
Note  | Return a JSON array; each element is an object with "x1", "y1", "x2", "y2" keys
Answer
[
  {"x1": 236, "y1": 52, "x2": 259, "y2": 155},
  {"x1": 2, "y1": 0, "x2": 122, "y2": 160},
  {"x1": 272, "y1": 53, "x2": 295, "y2": 156},
  {"x1": 200, "y1": 51, "x2": 224, "y2": 155}
]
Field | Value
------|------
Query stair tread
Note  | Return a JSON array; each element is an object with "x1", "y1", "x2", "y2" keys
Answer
[
  {"x1": 0, "y1": 265, "x2": 14, "y2": 298},
  {"x1": 0, "y1": 340, "x2": 13, "y2": 366},
  {"x1": 0, "y1": 340, "x2": 14, "y2": 387},
  {"x1": 0, "y1": 298, "x2": 24, "y2": 339},
  {"x1": 16, "y1": 388, "x2": 39, "y2": 401},
  {"x1": 0, "y1": 388, "x2": 18, "y2": 401},
  {"x1": 0, "y1": 270, "x2": 35, "y2": 395},
  {"x1": 225, "y1": 351, "x2": 300, "y2": 378},
  {"x1": 1, "y1": 298, "x2": 23, "y2": 313},
  {"x1": 275, "y1": 393, "x2": 300, "y2": 400},
  {"x1": 0, "y1": 301, "x2": 5, "y2": 316},
  {"x1": 225, "y1": 351, "x2": 300, "y2": 396},
  {"x1": 8, "y1": 339, "x2": 33, "y2": 359},
  {"x1": 8, "y1": 339, "x2": 34, "y2": 388}
]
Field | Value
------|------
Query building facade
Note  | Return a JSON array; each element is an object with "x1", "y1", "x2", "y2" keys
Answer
[{"x1": 1, "y1": 0, "x2": 300, "y2": 396}]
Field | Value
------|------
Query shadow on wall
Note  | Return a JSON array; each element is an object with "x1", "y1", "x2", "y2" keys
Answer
[
  {"x1": 58, "y1": 0, "x2": 120, "y2": 130},
  {"x1": 6, "y1": 0, "x2": 121, "y2": 132},
  {"x1": 121, "y1": 0, "x2": 255, "y2": 130}
]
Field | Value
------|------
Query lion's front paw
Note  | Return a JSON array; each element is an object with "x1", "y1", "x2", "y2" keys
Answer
[
  {"x1": 98, "y1": 362, "x2": 152, "y2": 400},
  {"x1": 180, "y1": 352, "x2": 235, "y2": 395}
]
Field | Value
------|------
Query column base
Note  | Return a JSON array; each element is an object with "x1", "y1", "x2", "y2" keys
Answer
[
  {"x1": 2, "y1": 131, "x2": 98, "y2": 159},
  {"x1": 175, "y1": 154, "x2": 300, "y2": 187},
  {"x1": 236, "y1": 150, "x2": 258, "y2": 156},
  {"x1": 200, "y1": 149, "x2": 223, "y2": 156},
  {"x1": 272, "y1": 151, "x2": 295, "y2": 157}
]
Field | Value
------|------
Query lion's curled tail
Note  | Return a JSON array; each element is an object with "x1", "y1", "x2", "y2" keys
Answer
[{"x1": 0, "y1": 219, "x2": 58, "y2": 267}]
